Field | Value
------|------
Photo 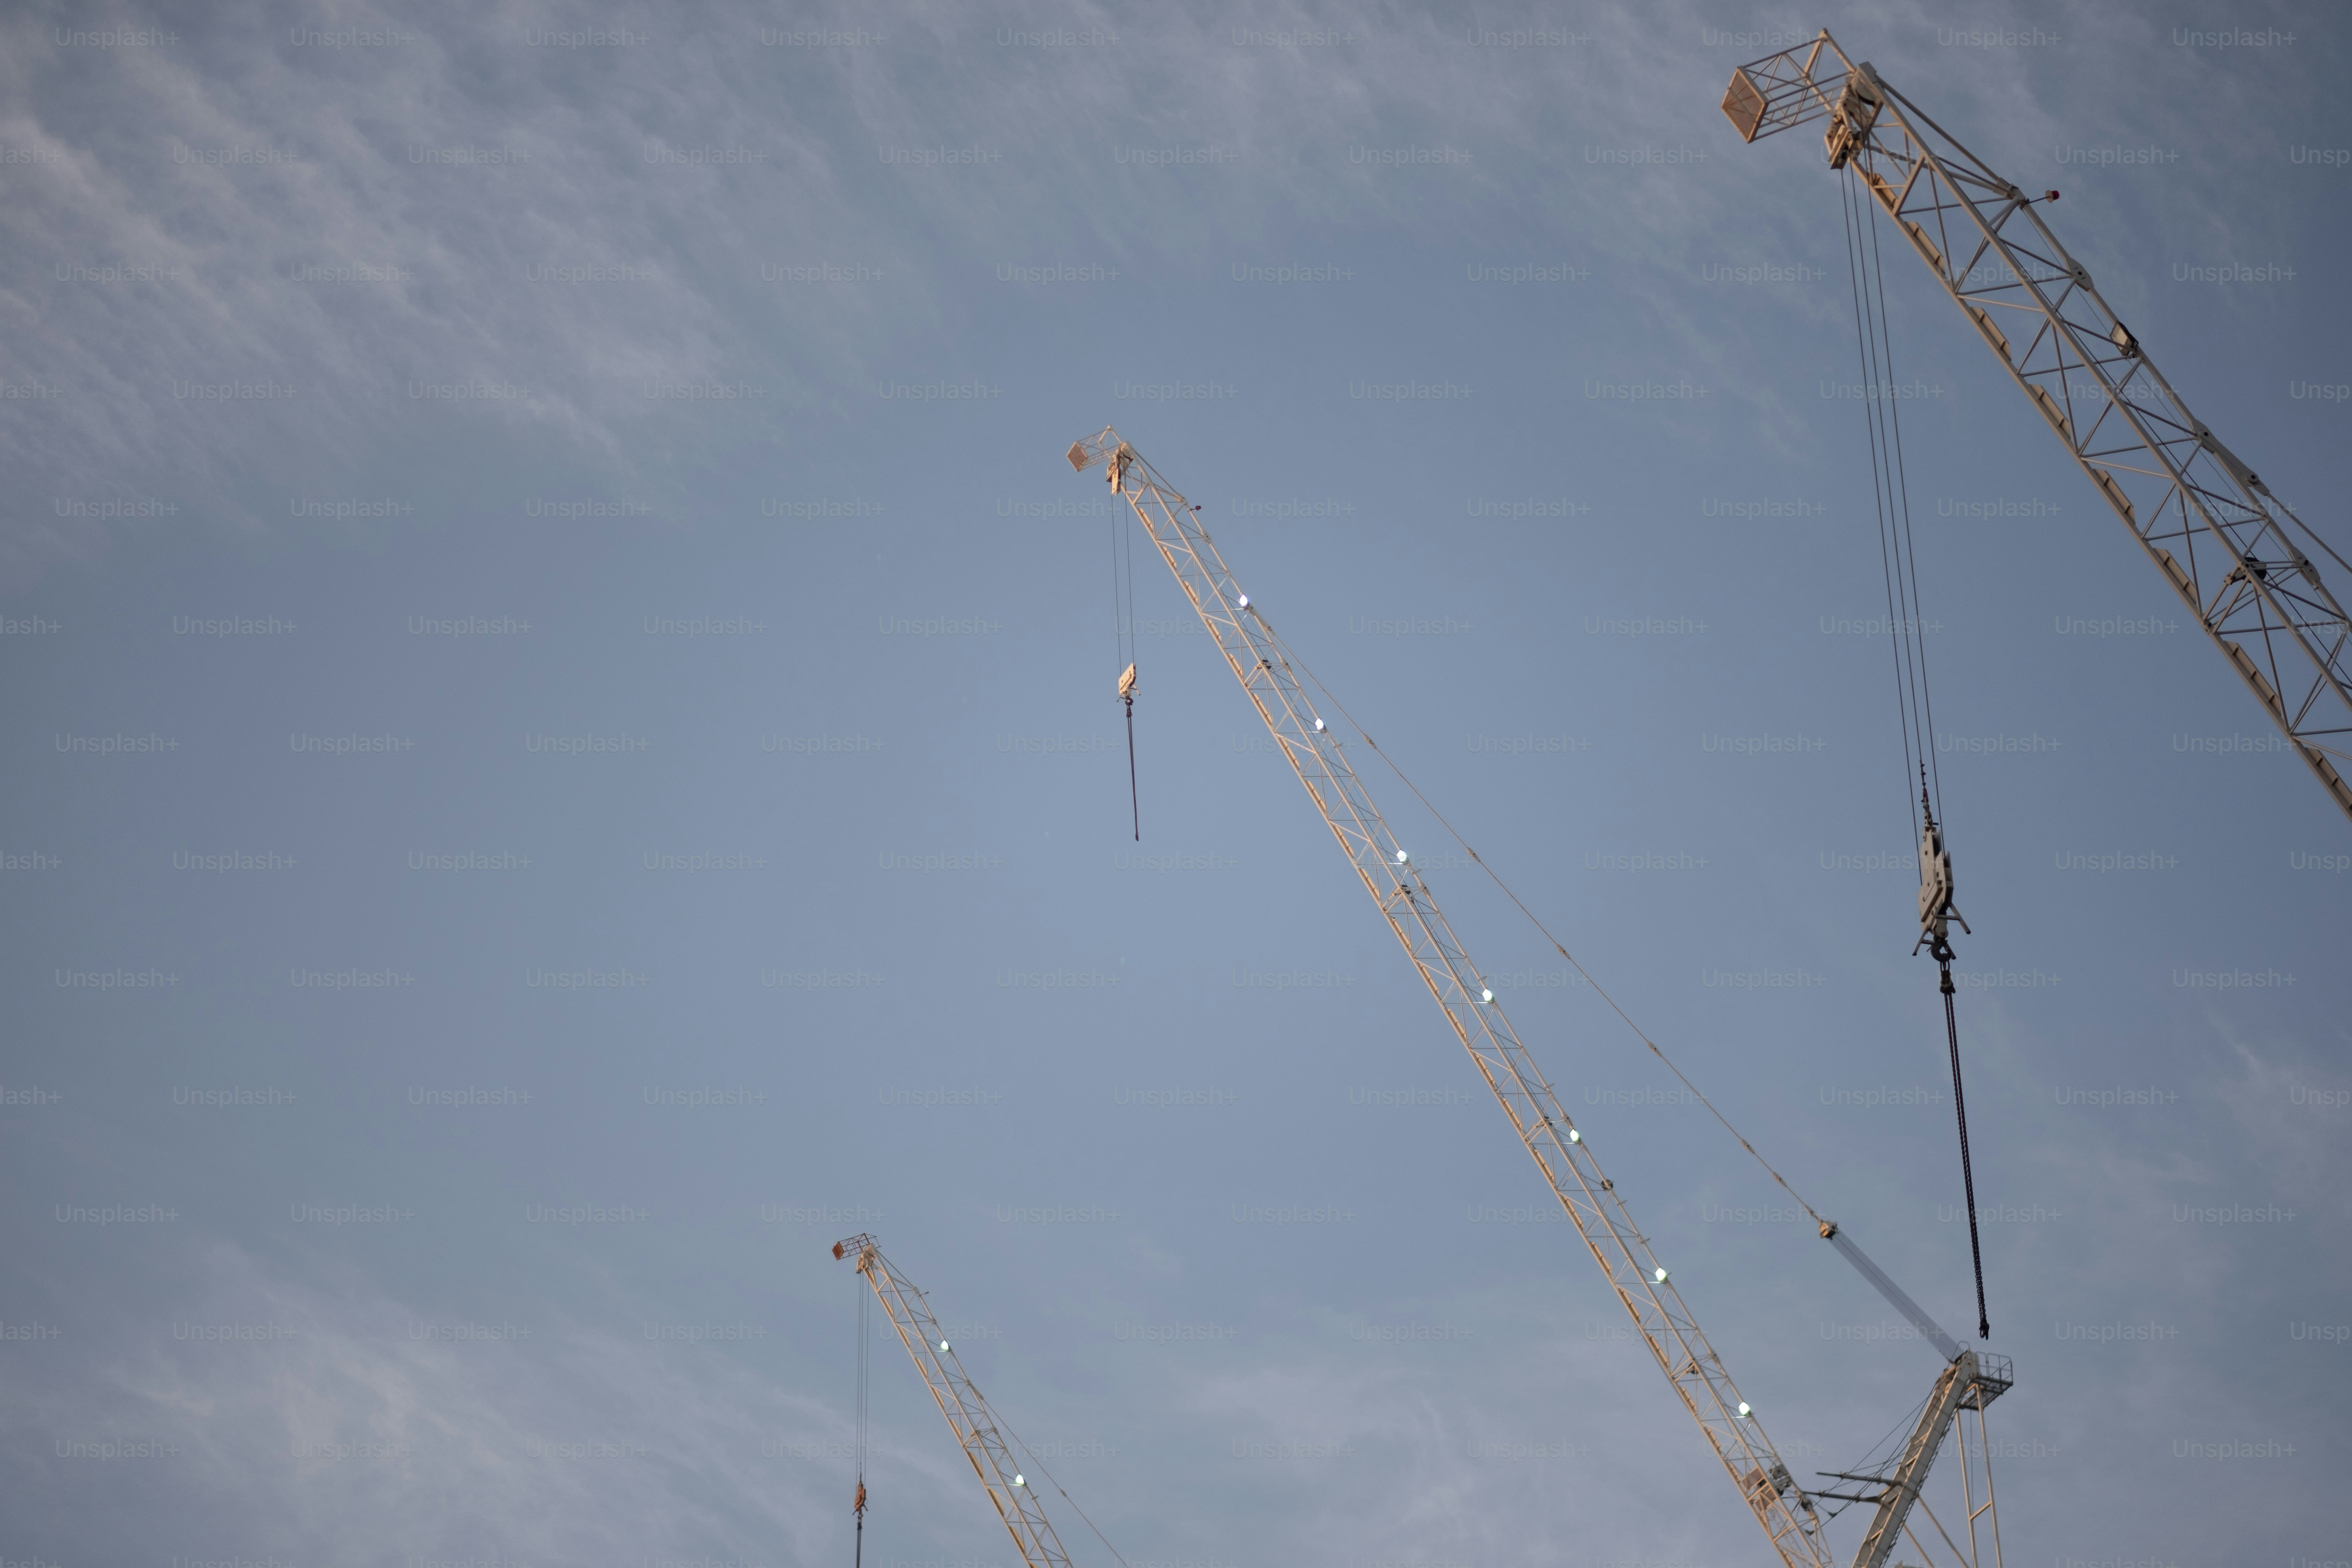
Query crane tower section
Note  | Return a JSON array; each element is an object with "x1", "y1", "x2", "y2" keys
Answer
[{"x1": 1726, "y1": 31, "x2": 2352, "y2": 822}]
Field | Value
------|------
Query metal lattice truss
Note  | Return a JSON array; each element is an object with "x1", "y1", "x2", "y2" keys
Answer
[
  {"x1": 1727, "y1": 32, "x2": 2352, "y2": 821},
  {"x1": 833, "y1": 1234, "x2": 1073, "y2": 1568},
  {"x1": 1834, "y1": 1351, "x2": 2011, "y2": 1568},
  {"x1": 1068, "y1": 429, "x2": 1834, "y2": 1568}
]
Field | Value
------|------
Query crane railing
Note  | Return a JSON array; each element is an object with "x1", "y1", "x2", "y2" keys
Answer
[
  {"x1": 1067, "y1": 430, "x2": 1833, "y2": 1568},
  {"x1": 1725, "y1": 30, "x2": 2352, "y2": 822}
]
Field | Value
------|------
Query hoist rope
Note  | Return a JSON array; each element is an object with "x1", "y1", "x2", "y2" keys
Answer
[
  {"x1": 1839, "y1": 167, "x2": 1991, "y2": 1341},
  {"x1": 1108, "y1": 496, "x2": 1136, "y2": 675},
  {"x1": 1839, "y1": 165, "x2": 1945, "y2": 838},
  {"x1": 1870, "y1": 194, "x2": 1947, "y2": 829}
]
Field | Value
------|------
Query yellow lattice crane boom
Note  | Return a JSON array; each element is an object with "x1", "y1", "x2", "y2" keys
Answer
[
  {"x1": 833, "y1": 1234, "x2": 1075, "y2": 1568},
  {"x1": 1726, "y1": 30, "x2": 2352, "y2": 822},
  {"x1": 1066, "y1": 428, "x2": 2013, "y2": 1568}
]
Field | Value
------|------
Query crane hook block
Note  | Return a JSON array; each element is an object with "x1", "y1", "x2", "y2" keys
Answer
[
  {"x1": 1914, "y1": 812, "x2": 1970, "y2": 956},
  {"x1": 1916, "y1": 818, "x2": 1953, "y2": 931},
  {"x1": 1824, "y1": 70, "x2": 1880, "y2": 169}
]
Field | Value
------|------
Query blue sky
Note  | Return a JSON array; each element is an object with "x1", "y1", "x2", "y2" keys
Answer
[{"x1": 4, "y1": 2, "x2": 2349, "y2": 1566}]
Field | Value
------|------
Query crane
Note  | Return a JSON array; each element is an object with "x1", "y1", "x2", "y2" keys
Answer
[
  {"x1": 1723, "y1": 30, "x2": 2352, "y2": 823},
  {"x1": 1066, "y1": 429, "x2": 2011, "y2": 1568},
  {"x1": 832, "y1": 1233, "x2": 1077, "y2": 1568}
]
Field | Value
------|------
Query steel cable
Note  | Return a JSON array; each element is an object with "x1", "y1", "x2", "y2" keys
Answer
[
  {"x1": 1838, "y1": 168, "x2": 1991, "y2": 1341},
  {"x1": 1260, "y1": 620, "x2": 1832, "y2": 1230}
]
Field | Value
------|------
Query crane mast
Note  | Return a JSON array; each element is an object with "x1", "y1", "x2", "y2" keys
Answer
[
  {"x1": 1067, "y1": 429, "x2": 1832, "y2": 1568},
  {"x1": 1842, "y1": 1351, "x2": 2007, "y2": 1568},
  {"x1": 1724, "y1": 30, "x2": 2352, "y2": 822},
  {"x1": 832, "y1": 1234, "x2": 1074, "y2": 1568}
]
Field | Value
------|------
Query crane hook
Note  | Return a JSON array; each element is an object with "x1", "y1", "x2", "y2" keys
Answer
[{"x1": 1119, "y1": 663, "x2": 1140, "y2": 841}]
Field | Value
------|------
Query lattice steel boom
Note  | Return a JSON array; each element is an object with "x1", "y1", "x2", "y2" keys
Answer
[
  {"x1": 832, "y1": 1234, "x2": 1073, "y2": 1568},
  {"x1": 1725, "y1": 30, "x2": 2352, "y2": 822},
  {"x1": 1066, "y1": 429, "x2": 1832, "y2": 1568}
]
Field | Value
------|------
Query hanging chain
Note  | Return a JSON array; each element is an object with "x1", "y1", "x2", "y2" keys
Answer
[{"x1": 1939, "y1": 956, "x2": 1990, "y2": 1340}]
